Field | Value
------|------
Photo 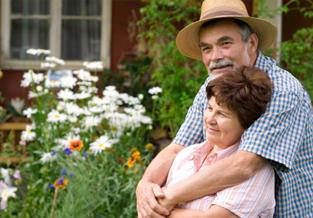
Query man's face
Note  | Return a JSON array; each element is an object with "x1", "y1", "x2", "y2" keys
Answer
[{"x1": 199, "y1": 19, "x2": 252, "y2": 77}]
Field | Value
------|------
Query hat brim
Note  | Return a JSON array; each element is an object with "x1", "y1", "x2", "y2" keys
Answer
[{"x1": 176, "y1": 16, "x2": 277, "y2": 60}]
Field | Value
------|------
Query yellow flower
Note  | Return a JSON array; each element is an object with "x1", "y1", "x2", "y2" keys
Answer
[
  {"x1": 130, "y1": 147, "x2": 138, "y2": 154},
  {"x1": 145, "y1": 143, "x2": 154, "y2": 152},
  {"x1": 127, "y1": 159, "x2": 136, "y2": 168}
]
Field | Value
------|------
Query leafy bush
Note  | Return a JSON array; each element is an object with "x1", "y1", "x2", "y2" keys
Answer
[
  {"x1": 137, "y1": 0, "x2": 207, "y2": 138},
  {"x1": 280, "y1": 26, "x2": 313, "y2": 99},
  {"x1": 0, "y1": 49, "x2": 157, "y2": 217}
]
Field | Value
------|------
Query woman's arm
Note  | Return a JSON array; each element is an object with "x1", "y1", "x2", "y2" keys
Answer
[
  {"x1": 136, "y1": 142, "x2": 185, "y2": 218},
  {"x1": 168, "y1": 205, "x2": 239, "y2": 218},
  {"x1": 158, "y1": 150, "x2": 266, "y2": 209}
]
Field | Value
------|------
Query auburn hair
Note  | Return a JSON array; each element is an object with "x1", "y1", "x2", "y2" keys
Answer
[{"x1": 206, "y1": 66, "x2": 273, "y2": 129}]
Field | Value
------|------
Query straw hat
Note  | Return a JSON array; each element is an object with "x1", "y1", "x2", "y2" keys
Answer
[{"x1": 176, "y1": 0, "x2": 277, "y2": 60}]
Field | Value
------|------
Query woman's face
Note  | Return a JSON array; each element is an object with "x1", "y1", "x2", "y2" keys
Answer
[{"x1": 204, "y1": 96, "x2": 245, "y2": 149}]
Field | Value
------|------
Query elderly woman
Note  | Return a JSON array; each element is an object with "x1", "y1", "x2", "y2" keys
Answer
[{"x1": 164, "y1": 66, "x2": 275, "y2": 218}]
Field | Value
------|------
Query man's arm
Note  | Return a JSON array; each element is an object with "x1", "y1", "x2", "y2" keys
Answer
[
  {"x1": 168, "y1": 205, "x2": 239, "y2": 218},
  {"x1": 158, "y1": 150, "x2": 267, "y2": 210},
  {"x1": 136, "y1": 142, "x2": 184, "y2": 218}
]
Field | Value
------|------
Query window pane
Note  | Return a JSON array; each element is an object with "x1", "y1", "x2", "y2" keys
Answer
[
  {"x1": 11, "y1": 0, "x2": 50, "y2": 15},
  {"x1": 61, "y1": 20, "x2": 101, "y2": 61},
  {"x1": 62, "y1": 0, "x2": 101, "y2": 16},
  {"x1": 10, "y1": 19, "x2": 49, "y2": 60}
]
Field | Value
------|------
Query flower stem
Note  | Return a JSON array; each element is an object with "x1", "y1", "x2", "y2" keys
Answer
[{"x1": 50, "y1": 187, "x2": 58, "y2": 218}]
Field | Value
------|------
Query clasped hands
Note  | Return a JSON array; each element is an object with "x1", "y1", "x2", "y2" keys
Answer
[{"x1": 136, "y1": 180, "x2": 176, "y2": 218}]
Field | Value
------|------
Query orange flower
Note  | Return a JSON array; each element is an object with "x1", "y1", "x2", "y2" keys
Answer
[
  {"x1": 127, "y1": 159, "x2": 136, "y2": 168},
  {"x1": 69, "y1": 140, "x2": 84, "y2": 151},
  {"x1": 132, "y1": 151, "x2": 141, "y2": 160},
  {"x1": 53, "y1": 177, "x2": 68, "y2": 189}
]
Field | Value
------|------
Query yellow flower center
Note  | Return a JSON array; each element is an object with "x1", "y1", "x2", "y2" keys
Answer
[{"x1": 99, "y1": 144, "x2": 104, "y2": 147}]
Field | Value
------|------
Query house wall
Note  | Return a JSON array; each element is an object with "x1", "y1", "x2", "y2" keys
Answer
[{"x1": 0, "y1": 0, "x2": 144, "y2": 107}]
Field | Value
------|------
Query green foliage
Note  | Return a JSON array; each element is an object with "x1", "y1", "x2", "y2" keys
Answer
[
  {"x1": 280, "y1": 26, "x2": 313, "y2": 99},
  {"x1": 0, "y1": 53, "x2": 156, "y2": 217},
  {"x1": 254, "y1": 0, "x2": 312, "y2": 18},
  {"x1": 137, "y1": 0, "x2": 207, "y2": 138},
  {"x1": 122, "y1": 56, "x2": 154, "y2": 113}
]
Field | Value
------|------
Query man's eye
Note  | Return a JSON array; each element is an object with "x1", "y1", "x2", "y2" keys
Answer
[{"x1": 202, "y1": 47, "x2": 210, "y2": 52}]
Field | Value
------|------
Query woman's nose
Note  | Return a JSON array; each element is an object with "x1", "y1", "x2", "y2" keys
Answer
[{"x1": 205, "y1": 113, "x2": 216, "y2": 125}]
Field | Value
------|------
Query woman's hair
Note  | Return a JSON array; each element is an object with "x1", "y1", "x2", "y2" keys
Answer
[{"x1": 206, "y1": 66, "x2": 272, "y2": 129}]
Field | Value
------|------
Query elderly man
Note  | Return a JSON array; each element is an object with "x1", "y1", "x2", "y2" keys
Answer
[{"x1": 136, "y1": 0, "x2": 313, "y2": 218}]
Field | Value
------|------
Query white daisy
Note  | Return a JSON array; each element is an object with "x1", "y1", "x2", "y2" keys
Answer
[
  {"x1": 75, "y1": 92, "x2": 91, "y2": 100},
  {"x1": 77, "y1": 70, "x2": 91, "y2": 81},
  {"x1": 47, "y1": 110, "x2": 67, "y2": 123},
  {"x1": 41, "y1": 62, "x2": 56, "y2": 69},
  {"x1": 60, "y1": 77, "x2": 77, "y2": 89},
  {"x1": 57, "y1": 89, "x2": 76, "y2": 101},
  {"x1": 148, "y1": 86, "x2": 163, "y2": 95},
  {"x1": 21, "y1": 70, "x2": 44, "y2": 87},
  {"x1": 83, "y1": 61, "x2": 103, "y2": 70},
  {"x1": 45, "y1": 56, "x2": 65, "y2": 65},
  {"x1": 47, "y1": 80, "x2": 61, "y2": 88},
  {"x1": 23, "y1": 107, "x2": 38, "y2": 118},
  {"x1": 39, "y1": 152, "x2": 57, "y2": 163},
  {"x1": 26, "y1": 48, "x2": 50, "y2": 56},
  {"x1": 21, "y1": 125, "x2": 36, "y2": 141},
  {"x1": 89, "y1": 135, "x2": 112, "y2": 155},
  {"x1": 84, "y1": 116, "x2": 101, "y2": 128},
  {"x1": 0, "y1": 183, "x2": 17, "y2": 201}
]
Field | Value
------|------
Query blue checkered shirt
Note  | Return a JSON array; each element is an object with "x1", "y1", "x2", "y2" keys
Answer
[{"x1": 173, "y1": 53, "x2": 313, "y2": 217}]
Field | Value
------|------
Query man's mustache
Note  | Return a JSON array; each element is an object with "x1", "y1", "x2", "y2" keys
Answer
[{"x1": 209, "y1": 60, "x2": 234, "y2": 71}]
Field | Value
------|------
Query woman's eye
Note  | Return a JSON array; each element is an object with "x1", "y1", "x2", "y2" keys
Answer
[{"x1": 218, "y1": 112, "x2": 226, "y2": 117}]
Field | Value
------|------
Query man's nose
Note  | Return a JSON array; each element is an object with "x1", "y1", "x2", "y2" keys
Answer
[{"x1": 211, "y1": 47, "x2": 223, "y2": 62}]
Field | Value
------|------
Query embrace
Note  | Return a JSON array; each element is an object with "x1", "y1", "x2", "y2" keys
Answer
[{"x1": 136, "y1": 0, "x2": 313, "y2": 218}]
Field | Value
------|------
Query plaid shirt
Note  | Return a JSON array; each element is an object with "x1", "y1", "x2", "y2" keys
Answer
[{"x1": 173, "y1": 53, "x2": 313, "y2": 217}]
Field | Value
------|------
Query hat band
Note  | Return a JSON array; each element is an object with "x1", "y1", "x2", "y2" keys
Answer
[{"x1": 201, "y1": 11, "x2": 246, "y2": 21}]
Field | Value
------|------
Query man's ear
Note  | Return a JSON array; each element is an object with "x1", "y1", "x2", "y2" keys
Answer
[{"x1": 248, "y1": 33, "x2": 258, "y2": 54}]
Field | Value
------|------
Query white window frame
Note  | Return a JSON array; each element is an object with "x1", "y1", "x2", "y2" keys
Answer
[{"x1": 0, "y1": 0, "x2": 112, "y2": 70}]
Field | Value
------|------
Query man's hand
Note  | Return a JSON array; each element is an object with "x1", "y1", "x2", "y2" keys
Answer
[{"x1": 136, "y1": 179, "x2": 169, "y2": 218}]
